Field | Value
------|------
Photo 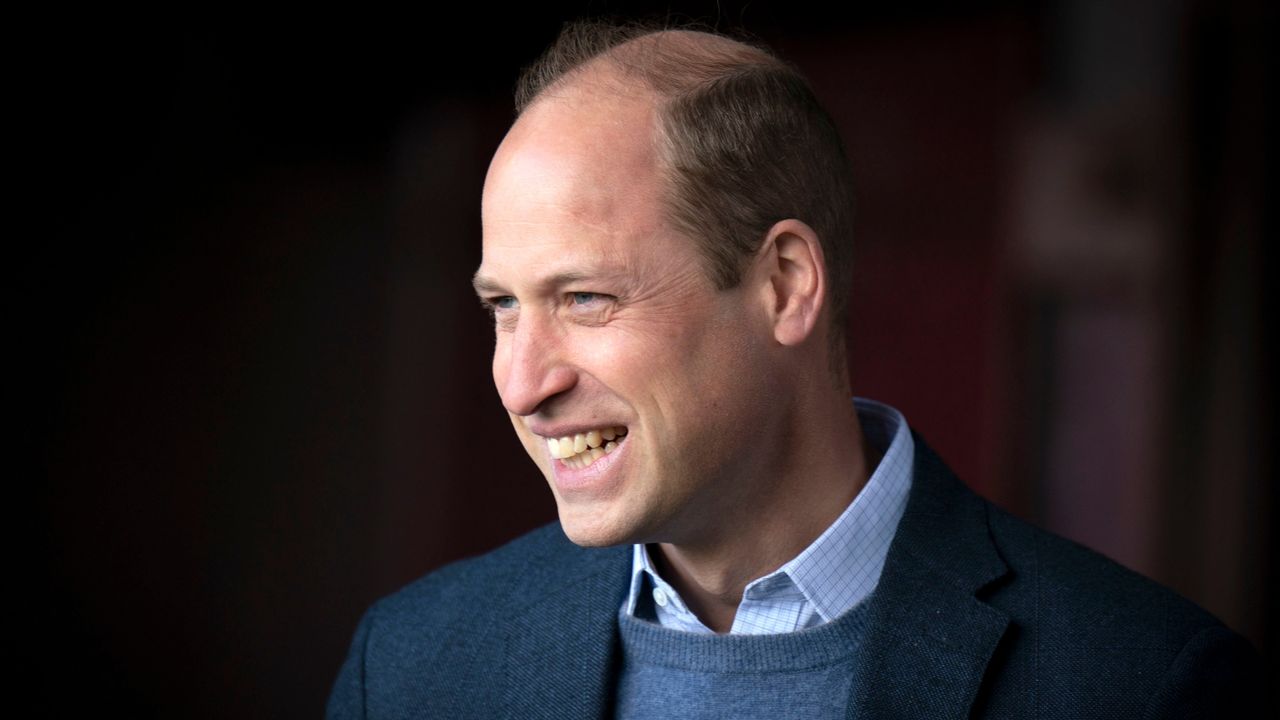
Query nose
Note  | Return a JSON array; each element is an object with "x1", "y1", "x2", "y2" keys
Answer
[{"x1": 494, "y1": 311, "x2": 577, "y2": 417}]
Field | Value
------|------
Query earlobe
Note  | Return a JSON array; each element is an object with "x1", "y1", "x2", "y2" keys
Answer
[{"x1": 760, "y1": 219, "x2": 826, "y2": 347}]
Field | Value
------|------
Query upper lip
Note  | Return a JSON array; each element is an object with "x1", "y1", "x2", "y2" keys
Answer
[{"x1": 526, "y1": 422, "x2": 627, "y2": 439}]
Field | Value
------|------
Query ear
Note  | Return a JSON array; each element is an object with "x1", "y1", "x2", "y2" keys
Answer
[{"x1": 754, "y1": 219, "x2": 827, "y2": 347}]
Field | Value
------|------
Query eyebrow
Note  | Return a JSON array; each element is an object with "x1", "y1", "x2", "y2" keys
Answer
[
  {"x1": 471, "y1": 270, "x2": 595, "y2": 297},
  {"x1": 471, "y1": 273, "x2": 505, "y2": 296}
]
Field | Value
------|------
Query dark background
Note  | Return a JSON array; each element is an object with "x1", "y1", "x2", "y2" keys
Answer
[{"x1": 27, "y1": 1, "x2": 1272, "y2": 716}]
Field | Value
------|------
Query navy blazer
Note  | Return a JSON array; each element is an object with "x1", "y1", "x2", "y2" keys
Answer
[{"x1": 328, "y1": 437, "x2": 1263, "y2": 718}]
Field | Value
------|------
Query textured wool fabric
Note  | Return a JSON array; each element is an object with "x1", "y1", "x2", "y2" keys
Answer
[
  {"x1": 327, "y1": 434, "x2": 1266, "y2": 719},
  {"x1": 615, "y1": 597, "x2": 872, "y2": 719},
  {"x1": 624, "y1": 399, "x2": 913, "y2": 635}
]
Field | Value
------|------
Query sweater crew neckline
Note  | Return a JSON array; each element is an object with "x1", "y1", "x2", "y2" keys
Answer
[{"x1": 617, "y1": 597, "x2": 872, "y2": 673}]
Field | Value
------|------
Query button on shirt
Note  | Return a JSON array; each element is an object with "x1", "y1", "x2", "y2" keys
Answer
[{"x1": 623, "y1": 398, "x2": 914, "y2": 635}]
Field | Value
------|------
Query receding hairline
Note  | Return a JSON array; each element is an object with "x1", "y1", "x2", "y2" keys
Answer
[{"x1": 516, "y1": 27, "x2": 785, "y2": 114}]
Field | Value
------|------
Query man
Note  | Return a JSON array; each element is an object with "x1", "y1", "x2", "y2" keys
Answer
[{"x1": 329, "y1": 22, "x2": 1262, "y2": 718}]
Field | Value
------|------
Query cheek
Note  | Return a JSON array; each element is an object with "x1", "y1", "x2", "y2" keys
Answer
[
  {"x1": 571, "y1": 326, "x2": 666, "y2": 388},
  {"x1": 679, "y1": 323, "x2": 775, "y2": 436}
]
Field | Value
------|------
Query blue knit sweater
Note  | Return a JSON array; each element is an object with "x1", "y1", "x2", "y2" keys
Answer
[{"x1": 615, "y1": 599, "x2": 873, "y2": 719}]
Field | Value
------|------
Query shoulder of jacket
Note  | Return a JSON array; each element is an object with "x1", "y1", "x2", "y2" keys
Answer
[
  {"x1": 367, "y1": 522, "x2": 625, "y2": 629},
  {"x1": 982, "y1": 501, "x2": 1229, "y2": 649}
]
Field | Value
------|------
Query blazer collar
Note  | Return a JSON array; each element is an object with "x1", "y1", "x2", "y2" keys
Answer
[{"x1": 851, "y1": 433, "x2": 1010, "y2": 719}]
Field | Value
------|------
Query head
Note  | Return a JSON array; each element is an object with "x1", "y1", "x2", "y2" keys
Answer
[
  {"x1": 516, "y1": 22, "x2": 857, "y2": 370},
  {"x1": 474, "y1": 23, "x2": 857, "y2": 548}
]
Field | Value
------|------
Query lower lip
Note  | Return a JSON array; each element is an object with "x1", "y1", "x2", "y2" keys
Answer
[{"x1": 550, "y1": 437, "x2": 628, "y2": 495}]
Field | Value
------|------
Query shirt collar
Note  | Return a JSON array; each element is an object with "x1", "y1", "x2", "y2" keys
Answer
[{"x1": 624, "y1": 398, "x2": 914, "y2": 632}]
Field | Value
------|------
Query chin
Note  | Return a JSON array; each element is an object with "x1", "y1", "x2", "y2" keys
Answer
[{"x1": 555, "y1": 506, "x2": 638, "y2": 548}]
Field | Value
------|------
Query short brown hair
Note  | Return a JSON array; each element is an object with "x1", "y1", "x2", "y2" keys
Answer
[{"x1": 516, "y1": 21, "x2": 856, "y2": 362}]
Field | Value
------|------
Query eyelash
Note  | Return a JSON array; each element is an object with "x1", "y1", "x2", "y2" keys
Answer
[
  {"x1": 569, "y1": 292, "x2": 604, "y2": 306},
  {"x1": 480, "y1": 296, "x2": 516, "y2": 319},
  {"x1": 480, "y1": 292, "x2": 613, "y2": 323}
]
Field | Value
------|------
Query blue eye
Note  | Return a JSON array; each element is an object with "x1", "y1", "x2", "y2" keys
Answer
[
  {"x1": 571, "y1": 292, "x2": 600, "y2": 305},
  {"x1": 494, "y1": 296, "x2": 518, "y2": 309}
]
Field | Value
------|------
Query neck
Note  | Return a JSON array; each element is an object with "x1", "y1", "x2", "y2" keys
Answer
[{"x1": 650, "y1": 394, "x2": 876, "y2": 633}]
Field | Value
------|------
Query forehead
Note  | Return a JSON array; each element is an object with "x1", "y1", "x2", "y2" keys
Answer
[{"x1": 478, "y1": 78, "x2": 677, "y2": 284}]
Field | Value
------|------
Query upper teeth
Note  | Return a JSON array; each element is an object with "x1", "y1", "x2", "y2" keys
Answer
[{"x1": 546, "y1": 426, "x2": 628, "y2": 460}]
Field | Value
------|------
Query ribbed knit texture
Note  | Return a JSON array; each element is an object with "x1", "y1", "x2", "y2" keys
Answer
[{"x1": 614, "y1": 597, "x2": 872, "y2": 719}]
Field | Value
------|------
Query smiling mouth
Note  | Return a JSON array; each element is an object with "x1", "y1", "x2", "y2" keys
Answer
[{"x1": 545, "y1": 426, "x2": 628, "y2": 470}]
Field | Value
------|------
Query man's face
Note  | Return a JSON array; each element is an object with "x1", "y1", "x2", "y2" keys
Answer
[{"x1": 475, "y1": 81, "x2": 783, "y2": 548}]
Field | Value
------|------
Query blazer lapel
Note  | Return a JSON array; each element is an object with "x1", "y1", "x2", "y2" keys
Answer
[
  {"x1": 852, "y1": 435, "x2": 1011, "y2": 719},
  {"x1": 501, "y1": 538, "x2": 630, "y2": 720}
]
